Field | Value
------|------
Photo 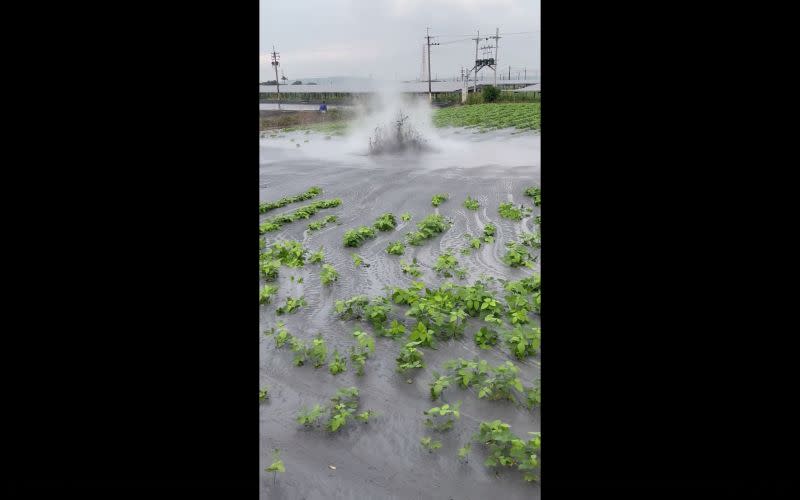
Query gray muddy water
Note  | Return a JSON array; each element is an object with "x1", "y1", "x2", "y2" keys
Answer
[{"x1": 260, "y1": 125, "x2": 540, "y2": 500}]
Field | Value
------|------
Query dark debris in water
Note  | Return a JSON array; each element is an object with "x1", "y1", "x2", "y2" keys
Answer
[{"x1": 368, "y1": 111, "x2": 432, "y2": 155}]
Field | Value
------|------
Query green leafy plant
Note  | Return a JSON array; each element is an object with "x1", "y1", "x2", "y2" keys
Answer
[
  {"x1": 260, "y1": 259, "x2": 281, "y2": 281},
  {"x1": 373, "y1": 212, "x2": 397, "y2": 231},
  {"x1": 524, "y1": 186, "x2": 541, "y2": 206},
  {"x1": 477, "y1": 362, "x2": 524, "y2": 401},
  {"x1": 405, "y1": 214, "x2": 452, "y2": 246},
  {"x1": 400, "y1": 212, "x2": 412, "y2": 222},
  {"x1": 409, "y1": 321, "x2": 436, "y2": 348},
  {"x1": 259, "y1": 387, "x2": 269, "y2": 401},
  {"x1": 307, "y1": 215, "x2": 338, "y2": 231},
  {"x1": 424, "y1": 401, "x2": 461, "y2": 432},
  {"x1": 260, "y1": 186, "x2": 322, "y2": 213},
  {"x1": 320, "y1": 263, "x2": 339, "y2": 285},
  {"x1": 350, "y1": 346, "x2": 367, "y2": 376},
  {"x1": 482, "y1": 223, "x2": 496, "y2": 243},
  {"x1": 364, "y1": 296, "x2": 392, "y2": 330},
  {"x1": 498, "y1": 202, "x2": 531, "y2": 220},
  {"x1": 259, "y1": 198, "x2": 342, "y2": 233},
  {"x1": 443, "y1": 357, "x2": 491, "y2": 389},
  {"x1": 262, "y1": 239, "x2": 308, "y2": 267},
  {"x1": 308, "y1": 335, "x2": 328, "y2": 368},
  {"x1": 429, "y1": 372, "x2": 451, "y2": 401},
  {"x1": 259, "y1": 284, "x2": 278, "y2": 305},
  {"x1": 520, "y1": 231, "x2": 541, "y2": 249},
  {"x1": 343, "y1": 226, "x2": 376, "y2": 247},
  {"x1": 265, "y1": 321, "x2": 291, "y2": 348},
  {"x1": 335, "y1": 295, "x2": 369, "y2": 320},
  {"x1": 308, "y1": 248, "x2": 325, "y2": 263},
  {"x1": 420, "y1": 436, "x2": 442, "y2": 452},
  {"x1": 265, "y1": 448, "x2": 286, "y2": 485},
  {"x1": 534, "y1": 214, "x2": 541, "y2": 225},
  {"x1": 431, "y1": 193, "x2": 449, "y2": 207},
  {"x1": 297, "y1": 404, "x2": 325, "y2": 427},
  {"x1": 383, "y1": 319, "x2": 407, "y2": 339},
  {"x1": 276, "y1": 296, "x2": 307, "y2": 315},
  {"x1": 474, "y1": 326, "x2": 499, "y2": 349},
  {"x1": 400, "y1": 258, "x2": 422, "y2": 277},
  {"x1": 355, "y1": 410, "x2": 376, "y2": 423},
  {"x1": 481, "y1": 85, "x2": 500, "y2": 102},
  {"x1": 433, "y1": 250, "x2": 459, "y2": 277},
  {"x1": 352, "y1": 329, "x2": 376, "y2": 354},
  {"x1": 503, "y1": 324, "x2": 541, "y2": 360},
  {"x1": 463, "y1": 196, "x2": 480, "y2": 210},
  {"x1": 396, "y1": 341, "x2": 425, "y2": 372},
  {"x1": 502, "y1": 242, "x2": 536, "y2": 268},
  {"x1": 526, "y1": 379, "x2": 541, "y2": 409},
  {"x1": 472, "y1": 420, "x2": 540, "y2": 482},
  {"x1": 329, "y1": 350, "x2": 347, "y2": 375},
  {"x1": 326, "y1": 387, "x2": 365, "y2": 432},
  {"x1": 386, "y1": 241, "x2": 405, "y2": 255},
  {"x1": 289, "y1": 336, "x2": 309, "y2": 366},
  {"x1": 458, "y1": 443, "x2": 472, "y2": 462},
  {"x1": 351, "y1": 253, "x2": 370, "y2": 267}
]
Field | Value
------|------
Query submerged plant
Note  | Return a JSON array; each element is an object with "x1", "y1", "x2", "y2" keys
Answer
[
  {"x1": 520, "y1": 231, "x2": 541, "y2": 249},
  {"x1": 400, "y1": 212, "x2": 412, "y2": 222},
  {"x1": 400, "y1": 258, "x2": 423, "y2": 277},
  {"x1": 276, "y1": 296, "x2": 307, "y2": 315},
  {"x1": 474, "y1": 326, "x2": 499, "y2": 349},
  {"x1": 498, "y1": 202, "x2": 531, "y2": 221},
  {"x1": 351, "y1": 253, "x2": 370, "y2": 268},
  {"x1": 396, "y1": 341, "x2": 425, "y2": 372},
  {"x1": 308, "y1": 248, "x2": 325, "y2": 264},
  {"x1": 433, "y1": 251, "x2": 459, "y2": 277},
  {"x1": 524, "y1": 186, "x2": 541, "y2": 206},
  {"x1": 262, "y1": 239, "x2": 308, "y2": 267},
  {"x1": 429, "y1": 372, "x2": 452, "y2": 401},
  {"x1": 502, "y1": 242, "x2": 536, "y2": 268},
  {"x1": 424, "y1": 401, "x2": 461, "y2": 432},
  {"x1": 329, "y1": 350, "x2": 347, "y2": 375},
  {"x1": 259, "y1": 387, "x2": 269, "y2": 402},
  {"x1": 409, "y1": 321, "x2": 436, "y2": 348},
  {"x1": 373, "y1": 212, "x2": 397, "y2": 231},
  {"x1": 463, "y1": 196, "x2": 480, "y2": 210},
  {"x1": 431, "y1": 193, "x2": 449, "y2": 207},
  {"x1": 260, "y1": 198, "x2": 342, "y2": 233},
  {"x1": 420, "y1": 436, "x2": 442, "y2": 452},
  {"x1": 297, "y1": 404, "x2": 325, "y2": 427},
  {"x1": 405, "y1": 214, "x2": 451, "y2": 246},
  {"x1": 343, "y1": 226, "x2": 377, "y2": 247},
  {"x1": 503, "y1": 324, "x2": 541, "y2": 360},
  {"x1": 260, "y1": 259, "x2": 280, "y2": 281},
  {"x1": 307, "y1": 215, "x2": 338, "y2": 232},
  {"x1": 383, "y1": 319, "x2": 407, "y2": 339},
  {"x1": 320, "y1": 263, "x2": 339, "y2": 285},
  {"x1": 335, "y1": 295, "x2": 370, "y2": 320},
  {"x1": 308, "y1": 335, "x2": 328, "y2": 368},
  {"x1": 265, "y1": 448, "x2": 285, "y2": 485},
  {"x1": 259, "y1": 186, "x2": 322, "y2": 213},
  {"x1": 386, "y1": 241, "x2": 406, "y2": 255},
  {"x1": 259, "y1": 284, "x2": 278, "y2": 305},
  {"x1": 472, "y1": 420, "x2": 540, "y2": 482}
]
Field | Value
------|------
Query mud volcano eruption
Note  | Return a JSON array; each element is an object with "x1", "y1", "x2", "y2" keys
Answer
[{"x1": 368, "y1": 110, "x2": 433, "y2": 155}]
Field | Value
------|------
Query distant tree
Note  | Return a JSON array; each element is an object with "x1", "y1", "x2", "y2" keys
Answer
[
  {"x1": 482, "y1": 85, "x2": 500, "y2": 102},
  {"x1": 292, "y1": 80, "x2": 303, "y2": 85},
  {"x1": 307, "y1": 82, "x2": 318, "y2": 85},
  {"x1": 265, "y1": 80, "x2": 278, "y2": 85},
  {"x1": 281, "y1": 75, "x2": 288, "y2": 82}
]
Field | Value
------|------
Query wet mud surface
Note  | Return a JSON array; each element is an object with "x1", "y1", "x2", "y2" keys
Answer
[{"x1": 260, "y1": 128, "x2": 540, "y2": 500}]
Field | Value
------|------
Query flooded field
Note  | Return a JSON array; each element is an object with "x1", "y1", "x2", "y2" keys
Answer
[{"x1": 259, "y1": 104, "x2": 540, "y2": 499}]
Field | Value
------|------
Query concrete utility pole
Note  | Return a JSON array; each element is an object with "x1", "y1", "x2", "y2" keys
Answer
[
  {"x1": 491, "y1": 27, "x2": 501, "y2": 86},
  {"x1": 473, "y1": 30, "x2": 480, "y2": 94},
  {"x1": 270, "y1": 45, "x2": 281, "y2": 108},
  {"x1": 425, "y1": 28, "x2": 439, "y2": 102}
]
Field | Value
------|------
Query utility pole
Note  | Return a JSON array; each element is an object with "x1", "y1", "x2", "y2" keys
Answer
[
  {"x1": 524, "y1": 68, "x2": 527, "y2": 81},
  {"x1": 508, "y1": 66, "x2": 511, "y2": 80},
  {"x1": 270, "y1": 45, "x2": 281, "y2": 107},
  {"x1": 425, "y1": 28, "x2": 439, "y2": 102},
  {"x1": 473, "y1": 30, "x2": 480, "y2": 93},
  {"x1": 491, "y1": 28, "x2": 500, "y2": 86}
]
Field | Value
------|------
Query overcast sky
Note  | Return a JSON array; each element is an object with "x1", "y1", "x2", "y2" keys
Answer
[{"x1": 260, "y1": 0, "x2": 540, "y2": 81}]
